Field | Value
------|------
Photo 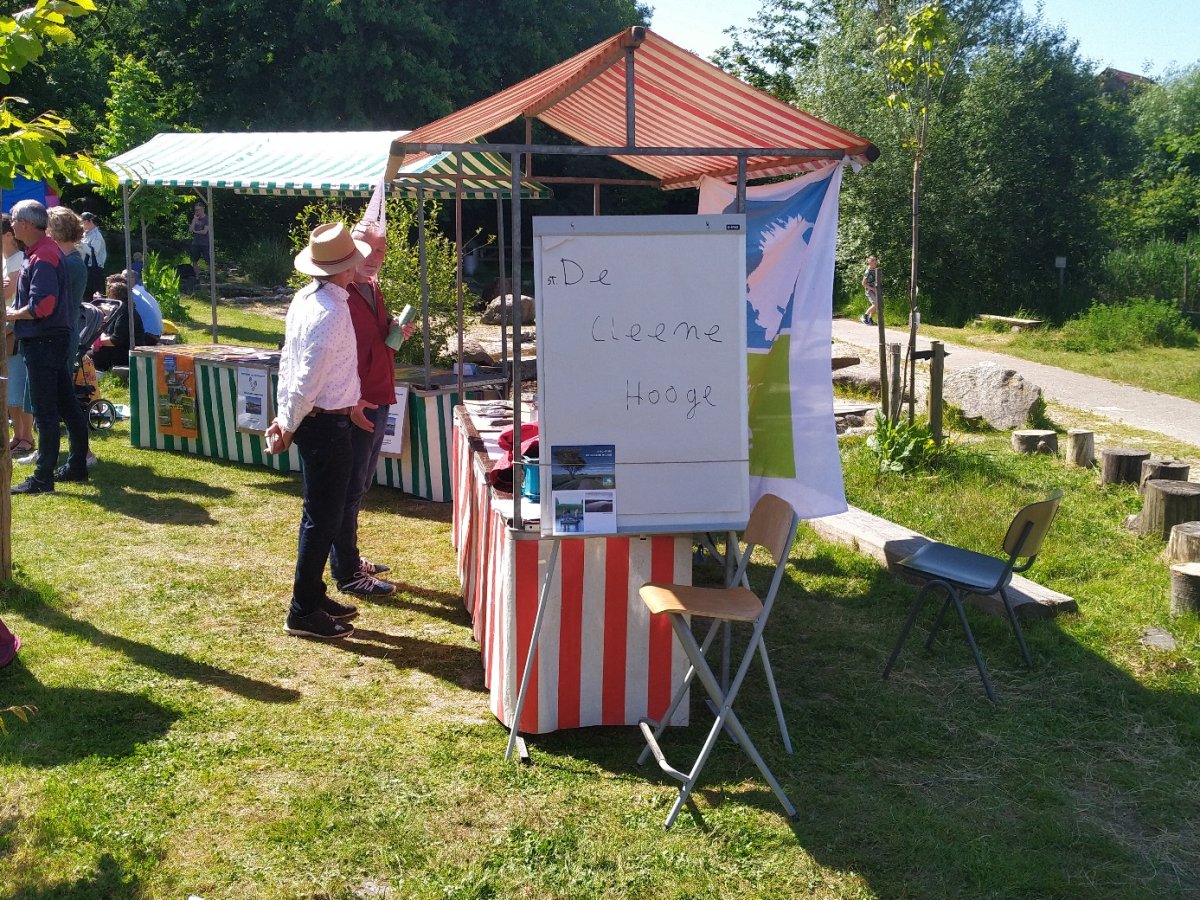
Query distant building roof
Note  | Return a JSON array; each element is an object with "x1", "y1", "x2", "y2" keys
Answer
[{"x1": 1099, "y1": 68, "x2": 1156, "y2": 95}]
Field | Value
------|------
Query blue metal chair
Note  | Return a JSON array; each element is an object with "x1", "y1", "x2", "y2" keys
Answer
[{"x1": 883, "y1": 490, "x2": 1064, "y2": 702}]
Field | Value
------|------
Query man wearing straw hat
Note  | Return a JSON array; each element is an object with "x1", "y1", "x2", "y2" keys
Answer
[{"x1": 266, "y1": 222, "x2": 375, "y2": 640}]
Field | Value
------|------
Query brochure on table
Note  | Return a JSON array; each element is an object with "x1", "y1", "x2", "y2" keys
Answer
[{"x1": 534, "y1": 215, "x2": 750, "y2": 536}]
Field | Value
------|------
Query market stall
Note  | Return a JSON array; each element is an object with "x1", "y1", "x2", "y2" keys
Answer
[
  {"x1": 107, "y1": 132, "x2": 546, "y2": 500},
  {"x1": 387, "y1": 26, "x2": 877, "y2": 743}
]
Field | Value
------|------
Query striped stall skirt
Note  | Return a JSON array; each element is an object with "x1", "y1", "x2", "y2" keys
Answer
[{"x1": 129, "y1": 351, "x2": 458, "y2": 501}]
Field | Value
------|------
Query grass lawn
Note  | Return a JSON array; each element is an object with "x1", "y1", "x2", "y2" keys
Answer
[
  {"x1": 172, "y1": 293, "x2": 287, "y2": 348},
  {"x1": 2, "y1": 322, "x2": 1199, "y2": 896},
  {"x1": 921, "y1": 324, "x2": 1200, "y2": 403}
]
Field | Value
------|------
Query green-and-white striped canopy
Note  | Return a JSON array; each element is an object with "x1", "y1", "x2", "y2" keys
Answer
[{"x1": 107, "y1": 131, "x2": 548, "y2": 200}]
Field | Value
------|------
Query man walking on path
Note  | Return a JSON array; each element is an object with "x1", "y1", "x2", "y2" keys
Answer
[
  {"x1": 5, "y1": 200, "x2": 90, "y2": 494},
  {"x1": 861, "y1": 256, "x2": 879, "y2": 326},
  {"x1": 265, "y1": 223, "x2": 374, "y2": 640}
]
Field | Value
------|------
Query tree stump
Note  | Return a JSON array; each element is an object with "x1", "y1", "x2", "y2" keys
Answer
[
  {"x1": 1135, "y1": 480, "x2": 1200, "y2": 540},
  {"x1": 1011, "y1": 429, "x2": 1058, "y2": 455},
  {"x1": 1138, "y1": 458, "x2": 1191, "y2": 494},
  {"x1": 1166, "y1": 522, "x2": 1200, "y2": 564},
  {"x1": 1170, "y1": 562, "x2": 1200, "y2": 616},
  {"x1": 1065, "y1": 429, "x2": 1095, "y2": 468},
  {"x1": 1101, "y1": 448, "x2": 1150, "y2": 485}
]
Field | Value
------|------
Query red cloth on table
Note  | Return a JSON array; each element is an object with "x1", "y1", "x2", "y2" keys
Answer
[{"x1": 488, "y1": 422, "x2": 539, "y2": 492}]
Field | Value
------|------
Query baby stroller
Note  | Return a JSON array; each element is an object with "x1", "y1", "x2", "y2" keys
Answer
[{"x1": 75, "y1": 301, "x2": 117, "y2": 431}]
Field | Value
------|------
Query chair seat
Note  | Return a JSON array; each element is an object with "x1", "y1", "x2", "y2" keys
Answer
[
  {"x1": 640, "y1": 583, "x2": 763, "y2": 622},
  {"x1": 898, "y1": 542, "x2": 1012, "y2": 594}
]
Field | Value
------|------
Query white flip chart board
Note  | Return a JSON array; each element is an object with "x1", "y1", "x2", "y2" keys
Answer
[{"x1": 534, "y1": 215, "x2": 749, "y2": 535}]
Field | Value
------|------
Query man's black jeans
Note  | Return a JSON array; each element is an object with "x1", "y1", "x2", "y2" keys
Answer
[
  {"x1": 290, "y1": 412, "x2": 353, "y2": 617},
  {"x1": 21, "y1": 331, "x2": 89, "y2": 485}
]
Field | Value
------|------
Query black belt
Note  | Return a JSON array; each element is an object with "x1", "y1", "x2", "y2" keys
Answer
[{"x1": 308, "y1": 406, "x2": 352, "y2": 417}]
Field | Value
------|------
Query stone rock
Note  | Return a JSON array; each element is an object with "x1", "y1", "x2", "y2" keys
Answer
[
  {"x1": 482, "y1": 294, "x2": 536, "y2": 326},
  {"x1": 455, "y1": 336, "x2": 495, "y2": 365},
  {"x1": 942, "y1": 364, "x2": 1042, "y2": 430},
  {"x1": 1140, "y1": 627, "x2": 1177, "y2": 652}
]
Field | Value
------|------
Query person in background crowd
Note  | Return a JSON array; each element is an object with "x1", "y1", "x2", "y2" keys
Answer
[
  {"x1": 46, "y1": 206, "x2": 97, "y2": 470},
  {"x1": 5, "y1": 200, "x2": 90, "y2": 493},
  {"x1": 125, "y1": 268, "x2": 163, "y2": 341},
  {"x1": 861, "y1": 255, "x2": 879, "y2": 326},
  {"x1": 90, "y1": 279, "x2": 151, "y2": 371},
  {"x1": 327, "y1": 221, "x2": 415, "y2": 598},
  {"x1": 79, "y1": 212, "x2": 107, "y2": 299},
  {"x1": 265, "y1": 222, "x2": 375, "y2": 640},
  {"x1": 189, "y1": 202, "x2": 210, "y2": 274},
  {"x1": 3, "y1": 214, "x2": 35, "y2": 459}
]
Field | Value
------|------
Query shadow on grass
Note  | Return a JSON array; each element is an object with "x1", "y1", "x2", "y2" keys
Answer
[
  {"x1": 0, "y1": 658, "x2": 177, "y2": 768},
  {"x1": 369, "y1": 582, "x2": 471, "y2": 627},
  {"x1": 10, "y1": 851, "x2": 138, "y2": 899},
  {"x1": 9, "y1": 590, "x2": 300, "y2": 706},
  {"x1": 67, "y1": 459, "x2": 236, "y2": 526},
  {"x1": 520, "y1": 551, "x2": 1200, "y2": 898},
  {"x1": 329, "y1": 627, "x2": 484, "y2": 689}
]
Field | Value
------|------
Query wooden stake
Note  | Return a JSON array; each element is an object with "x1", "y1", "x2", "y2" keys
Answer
[
  {"x1": 1136, "y1": 480, "x2": 1200, "y2": 540},
  {"x1": 1138, "y1": 458, "x2": 1190, "y2": 494},
  {"x1": 1166, "y1": 522, "x2": 1200, "y2": 565},
  {"x1": 1011, "y1": 429, "x2": 1058, "y2": 455},
  {"x1": 1065, "y1": 429, "x2": 1094, "y2": 468},
  {"x1": 1101, "y1": 448, "x2": 1150, "y2": 485},
  {"x1": 1170, "y1": 562, "x2": 1200, "y2": 617}
]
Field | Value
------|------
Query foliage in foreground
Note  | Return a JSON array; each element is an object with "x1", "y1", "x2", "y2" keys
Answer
[
  {"x1": 142, "y1": 251, "x2": 185, "y2": 321},
  {"x1": 867, "y1": 412, "x2": 956, "y2": 472}
]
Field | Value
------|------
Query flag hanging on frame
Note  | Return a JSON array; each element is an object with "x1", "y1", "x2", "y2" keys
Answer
[{"x1": 698, "y1": 164, "x2": 847, "y2": 519}]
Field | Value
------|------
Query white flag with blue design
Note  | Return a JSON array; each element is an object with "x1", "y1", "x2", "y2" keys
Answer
[{"x1": 698, "y1": 164, "x2": 847, "y2": 519}]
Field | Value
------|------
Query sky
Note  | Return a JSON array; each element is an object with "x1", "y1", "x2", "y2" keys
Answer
[{"x1": 644, "y1": 0, "x2": 1200, "y2": 80}]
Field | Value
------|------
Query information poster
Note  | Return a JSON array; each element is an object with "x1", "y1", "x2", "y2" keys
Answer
[
  {"x1": 155, "y1": 352, "x2": 198, "y2": 439},
  {"x1": 379, "y1": 384, "x2": 410, "y2": 457},
  {"x1": 550, "y1": 444, "x2": 616, "y2": 534},
  {"x1": 236, "y1": 366, "x2": 269, "y2": 433}
]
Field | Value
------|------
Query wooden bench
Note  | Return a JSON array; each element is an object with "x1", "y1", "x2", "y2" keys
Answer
[{"x1": 976, "y1": 314, "x2": 1044, "y2": 331}]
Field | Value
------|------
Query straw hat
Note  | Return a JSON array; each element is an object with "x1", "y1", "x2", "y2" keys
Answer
[{"x1": 294, "y1": 222, "x2": 371, "y2": 277}]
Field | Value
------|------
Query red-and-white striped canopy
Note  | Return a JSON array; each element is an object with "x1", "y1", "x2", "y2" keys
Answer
[{"x1": 386, "y1": 27, "x2": 876, "y2": 191}]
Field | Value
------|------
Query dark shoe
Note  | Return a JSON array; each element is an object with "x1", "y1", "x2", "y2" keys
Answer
[
  {"x1": 319, "y1": 595, "x2": 359, "y2": 621},
  {"x1": 11, "y1": 477, "x2": 53, "y2": 495},
  {"x1": 336, "y1": 572, "x2": 397, "y2": 597},
  {"x1": 284, "y1": 610, "x2": 354, "y2": 639},
  {"x1": 359, "y1": 557, "x2": 390, "y2": 575},
  {"x1": 860, "y1": 313, "x2": 870, "y2": 324},
  {"x1": 54, "y1": 465, "x2": 89, "y2": 483}
]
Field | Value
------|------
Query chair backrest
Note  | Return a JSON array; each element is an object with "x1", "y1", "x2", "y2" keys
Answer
[
  {"x1": 1002, "y1": 489, "x2": 1064, "y2": 561},
  {"x1": 742, "y1": 493, "x2": 799, "y2": 567}
]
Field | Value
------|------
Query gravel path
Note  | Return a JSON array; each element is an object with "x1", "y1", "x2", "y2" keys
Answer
[{"x1": 831, "y1": 318, "x2": 1200, "y2": 449}]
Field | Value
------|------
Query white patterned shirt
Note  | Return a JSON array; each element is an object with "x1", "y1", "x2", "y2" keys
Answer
[{"x1": 275, "y1": 280, "x2": 361, "y2": 433}]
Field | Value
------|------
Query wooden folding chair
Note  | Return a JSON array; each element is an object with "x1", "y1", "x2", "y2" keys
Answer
[
  {"x1": 636, "y1": 493, "x2": 800, "y2": 829},
  {"x1": 883, "y1": 489, "x2": 1064, "y2": 702}
]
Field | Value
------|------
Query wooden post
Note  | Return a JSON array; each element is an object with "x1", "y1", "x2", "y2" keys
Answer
[
  {"x1": 0, "y1": 332, "x2": 10, "y2": 581},
  {"x1": 1101, "y1": 448, "x2": 1151, "y2": 485},
  {"x1": 887, "y1": 342, "x2": 901, "y2": 423},
  {"x1": 1170, "y1": 563, "x2": 1200, "y2": 617},
  {"x1": 1011, "y1": 429, "x2": 1058, "y2": 454},
  {"x1": 1065, "y1": 429, "x2": 1095, "y2": 468},
  {"x1": 1166, "y1": 522, "x2": 1200, "y2": 564},
  {"x1": 1136, "y1": 480, "x2": 1200, "y2": 540},
  {"x1": 1138, "y1": 458, "x2": 1190, "y2": 494},
  {"x1": 929, "y1": 340, "x2": 944, "y2": 445}
]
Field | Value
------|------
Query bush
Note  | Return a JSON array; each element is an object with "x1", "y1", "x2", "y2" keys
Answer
[
  {"x1": 143, "y1": 251, "x2": 185, "y2": 321},
  {"x1": 1100, "y1": 236, "x2": 1199, "y2": 304},
  {"x1": 866, "y1": 413, "x2": 957, "y2": 473},
  {"x1": 237, "y1": 236, "x2": 294, "y2": 287},
  {"x1": 291, "y1": 197, "x2": 473, "y2": 367},
  {"x1": 1040, "y1": 298, "x2": 1198, "y2": 353}
]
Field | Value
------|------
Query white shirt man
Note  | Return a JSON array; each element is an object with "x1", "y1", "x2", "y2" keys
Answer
[{"x1": 79, "y1": 214, "x2": 106, "y2": 268}]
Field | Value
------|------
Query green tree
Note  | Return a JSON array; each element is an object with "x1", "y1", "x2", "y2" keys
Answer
[{"x1": 0, "y1": 0, "x2": 116, "y2": 190}]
